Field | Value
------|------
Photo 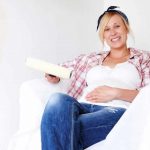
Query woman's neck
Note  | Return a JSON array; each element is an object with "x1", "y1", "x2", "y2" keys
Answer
[
  {"x1": 109, "y1": 47, "x2": 130, "y2": 59},
  {"x1": 102, "y1": 47, "x2": 130, "y2": 68}
]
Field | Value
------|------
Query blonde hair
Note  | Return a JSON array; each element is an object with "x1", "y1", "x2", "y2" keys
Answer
[{"x1": 98, "y1": 12, "x2": 131, "y2": 44}]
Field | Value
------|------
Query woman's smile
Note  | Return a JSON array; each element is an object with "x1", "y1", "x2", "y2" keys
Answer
[{"x1": 111, "y1": 36, "x2": 121, "y2": 42}]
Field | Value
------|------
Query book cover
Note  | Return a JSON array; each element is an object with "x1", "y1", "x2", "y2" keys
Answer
[{"x1": 26, "y1": 57, "x2": 72, "y2": 79}]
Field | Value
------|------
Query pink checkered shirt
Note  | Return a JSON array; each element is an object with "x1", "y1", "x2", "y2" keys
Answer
[{"x1": 62, "y1": 48, "x2": 150, "y2": 99}]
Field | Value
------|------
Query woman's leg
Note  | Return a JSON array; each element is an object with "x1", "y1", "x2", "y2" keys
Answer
[
  {"x1": 79, "y1": 105, "x2": 126, "y2": 149},
  {"x1": 41, "y1": 93, "x2": 90, "y2": 150},
  {"x1": 41, "y1": 92, "x2": 126, "y2": 150}
]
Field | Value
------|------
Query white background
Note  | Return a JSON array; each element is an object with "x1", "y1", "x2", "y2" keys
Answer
[
  {"x1": 0, "y1": 0, "x2": 102, "y2": 149},
  {"x1": 0, "y1": 0, "x2": 150, "y2": 150}
]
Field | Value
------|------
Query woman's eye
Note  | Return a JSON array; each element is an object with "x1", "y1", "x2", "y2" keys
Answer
[
  {"x1": 114, "y1": 25, "x2": 120, "y2": 28},
  {"x1": 104, "y1": 28, "x2": 110, "y2": 31}
]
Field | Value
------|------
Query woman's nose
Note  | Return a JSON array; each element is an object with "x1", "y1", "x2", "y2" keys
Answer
[{"x1": 110, "y1": 28, "x2": 116, "y2": 36}]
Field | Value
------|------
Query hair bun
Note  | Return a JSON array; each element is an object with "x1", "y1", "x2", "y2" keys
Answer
[{"x1": 107, "y1": 6, "x2": 119, "y2": 11}]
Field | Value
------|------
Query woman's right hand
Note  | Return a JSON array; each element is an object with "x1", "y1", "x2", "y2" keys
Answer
[{"x1": 45, "y1": 73, "x2": 60, "y2": 84}]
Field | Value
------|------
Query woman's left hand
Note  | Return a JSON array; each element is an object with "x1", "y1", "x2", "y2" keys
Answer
[{"x1": 85, "y1": 85, "x2": 118, "y2": 103}]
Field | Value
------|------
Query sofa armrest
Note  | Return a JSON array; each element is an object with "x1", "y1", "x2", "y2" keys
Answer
[
  {"x1": 18, "y1": 78, "x2": 70, "y2": 132},
  {"x1": 8, "y1": 79, "x2": 150, "y2": 150}
]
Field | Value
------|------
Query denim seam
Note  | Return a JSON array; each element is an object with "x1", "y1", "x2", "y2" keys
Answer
[
  {"x1": 71, "y1": 102, "x2": 74, "y2": 150},
  {"x1": 81, "y1": 124, "x2": 114, "y2": 132}
]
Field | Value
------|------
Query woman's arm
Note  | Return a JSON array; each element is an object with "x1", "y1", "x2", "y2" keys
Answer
[
  {"x1": 85, "y1": 86, "x2": 139, "y2": 103},
  {"x1": 45, "y1": 54, "x2": 85, "y2": 84},
  {"x1": 114, "y1": 87, "x2": 139, "y2": 102}
]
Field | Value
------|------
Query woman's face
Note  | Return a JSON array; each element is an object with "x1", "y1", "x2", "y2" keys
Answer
[{"x1": 103, "y1": 14, "x2": 128, "y2": 50}]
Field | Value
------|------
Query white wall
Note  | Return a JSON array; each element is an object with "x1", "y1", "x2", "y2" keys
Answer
[
  {"x1": 1, "y1": 1, "x2": 150, "y2": 149},
  {"x1": 0, "y1": 1, "x2": 103, "y2": 150}
]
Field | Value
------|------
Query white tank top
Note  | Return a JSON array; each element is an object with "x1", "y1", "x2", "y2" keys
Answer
[{"x1": 79, "y1": 61, "x2": 141, "y2": 108}]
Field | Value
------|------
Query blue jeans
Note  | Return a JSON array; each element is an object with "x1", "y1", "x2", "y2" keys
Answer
[{"x1": 41, "y1": 93, "x2": 126, "y2": 150}]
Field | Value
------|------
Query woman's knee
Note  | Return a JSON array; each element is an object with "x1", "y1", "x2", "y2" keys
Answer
[{"x1": 45, "y1": 92, "x2": 75, "y2": 111}]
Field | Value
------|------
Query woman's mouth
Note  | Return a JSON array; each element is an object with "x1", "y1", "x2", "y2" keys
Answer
[{"x1": 111, "y1": 37, "x2": 120, "y2": 42}]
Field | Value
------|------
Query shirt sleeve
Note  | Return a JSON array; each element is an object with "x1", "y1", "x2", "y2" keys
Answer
[
  {"x1": 141, "y1": 52, "x2": 150, "y2": 88},
  {"x1": 59, "y1": 54, "x2": 85, "y2": 69}
]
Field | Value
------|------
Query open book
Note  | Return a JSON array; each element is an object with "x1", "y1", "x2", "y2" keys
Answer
[{"x1": 26, "y1": 57, "x2": 72, "y2": 79}]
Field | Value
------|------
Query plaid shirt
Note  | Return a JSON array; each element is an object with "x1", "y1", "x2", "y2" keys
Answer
[{"x1": 62, "y1": 48, "x2": 150, "y2": 99}]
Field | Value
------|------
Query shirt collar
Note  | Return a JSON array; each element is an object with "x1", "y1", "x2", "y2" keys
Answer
[
  {"x1": 129, "y1": 47, "x2": 140, "y2": 58},
  {"x1": 98, "y1": 51, "x2": 110, "y2": 64},
  {"x1": 99, "y1": 47, "x2": 139, "y2": 63}
]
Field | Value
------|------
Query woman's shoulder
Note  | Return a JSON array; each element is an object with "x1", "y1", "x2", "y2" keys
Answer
[
  {"x1": 77, "y1": 50, "x2": 108, "y2": 58},
  {"x1": 130, "y1": 47, "x2": 150, "y2": 60},
  {"x1": 130, "y1": 47, "x2": 150, "y2": 55},
  {"x1": 72, "y1": 51, "x2": 105, "y2": 64}
]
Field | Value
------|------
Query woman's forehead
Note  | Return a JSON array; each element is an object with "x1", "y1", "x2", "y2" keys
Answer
[{"x1": 105, "y1": 14, "x2": 124, "y2": 26}]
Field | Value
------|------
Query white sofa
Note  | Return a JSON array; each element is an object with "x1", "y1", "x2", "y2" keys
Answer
[{"x1": 8, "y1": 78, "x2": 150, "y2": 150}]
